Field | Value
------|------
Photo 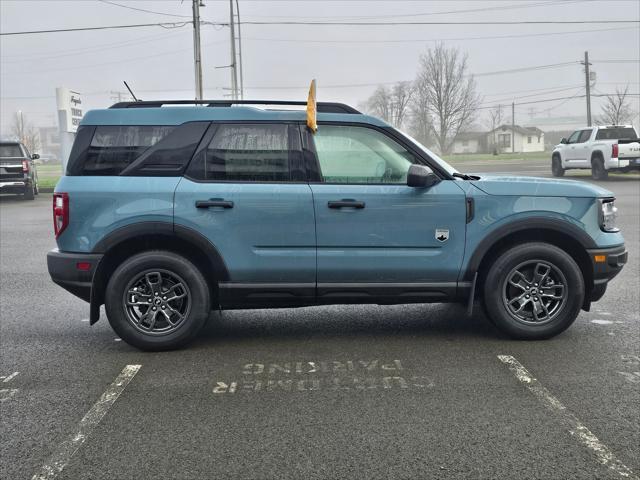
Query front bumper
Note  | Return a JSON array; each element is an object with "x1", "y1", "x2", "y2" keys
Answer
[
  {"x1": 586, "y1": 245, "x2": 627, "y2": 302},
  {"x1": 47, "y1": 249, "x2": 103, "y2": 302}
]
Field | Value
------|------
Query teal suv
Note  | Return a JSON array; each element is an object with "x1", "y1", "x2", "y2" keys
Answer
[{"x1": 47, "y1": 100, "x2": 627, "y2": 350}]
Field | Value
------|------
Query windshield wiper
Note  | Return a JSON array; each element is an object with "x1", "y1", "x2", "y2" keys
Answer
[{"x1": 453, "y1": 172, "x2": 480, "y2": 180}]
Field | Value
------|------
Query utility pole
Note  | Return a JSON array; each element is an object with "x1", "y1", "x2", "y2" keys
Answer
[
  {"x1": 582, "y1": 51, "x2": 592, "y2": 126},
  {"x1": 192, "y1": 0, "x2": 203, "y2": 100},
  {"x1": 511, "y1": 101, "x2": 515, "y2": 154},
  {"x1": 235, "y1": 0, "x2": 244, "y2": 99},
  {"x1": 229, "y1": 0, "x2": 239, "y2": 100}
]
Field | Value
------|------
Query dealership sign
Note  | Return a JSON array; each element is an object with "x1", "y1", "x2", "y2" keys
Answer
[{"x1": 56, "y1": 87, "x2": 83, "y2": 133}]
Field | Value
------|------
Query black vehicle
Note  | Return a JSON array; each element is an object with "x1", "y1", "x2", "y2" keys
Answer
[{"x1": 0, "y1": 141, "x2": 39, "y2": 200}]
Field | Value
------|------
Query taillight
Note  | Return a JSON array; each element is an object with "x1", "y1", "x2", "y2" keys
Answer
[
  {"x1": 612, "y1": 144, "x2": 619, "y2": 158},
  {"x1": 22, "y1": 160, "x2": 29, "y2": 173},
  {"x1": 53, "y1": 193, "x2": 69, "y2": 238}
]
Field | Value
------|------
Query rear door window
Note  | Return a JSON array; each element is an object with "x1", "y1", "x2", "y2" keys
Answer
[{"x1": 187, "y1": 124, "x2": 293, "y2": 182}]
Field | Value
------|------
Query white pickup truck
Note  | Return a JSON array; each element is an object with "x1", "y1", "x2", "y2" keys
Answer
[{"x1": 551, "y1": 125, "x2": 640, "y2": 179}]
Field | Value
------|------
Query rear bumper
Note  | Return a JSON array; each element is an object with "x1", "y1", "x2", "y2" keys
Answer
[
  {"x1": 47, "y1": 249, "x2": 103, "y2": 303},
  {"x1": 586, "y1": 245, "x2": 627, "y2": 302},
  {"x1": 0, "y1": 180, "x2": 27, "y2": 192}
]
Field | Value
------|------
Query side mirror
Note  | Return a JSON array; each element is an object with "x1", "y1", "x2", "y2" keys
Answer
[
  {"x1": 407, "y1": 164, "x2": 440, "y2": 188},
  {"x1": 31, "y1": 153, "x2": 40, "y2": 159},
  {"x1": 560, "y1": 138, "x2": 567, "y2": 144}
]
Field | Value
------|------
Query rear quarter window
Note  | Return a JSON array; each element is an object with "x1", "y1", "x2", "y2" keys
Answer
[
  {"x1": 66, "y1": 123, "x2": 209, "y2": 176},
  {"x1": 83, "y1": 126, "x2": 174, "y2": 175}
]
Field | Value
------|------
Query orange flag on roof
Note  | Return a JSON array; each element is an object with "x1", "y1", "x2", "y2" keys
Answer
[{"x1": 306, "y1": 79, "x2": 317, "y2": 133}]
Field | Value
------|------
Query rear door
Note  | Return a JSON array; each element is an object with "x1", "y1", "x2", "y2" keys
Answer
[
  {"x1": 174, "y1": 123, "x2": 316, "y2": 306},
  {"x1": 305, "y1": 124, "x2": 467, "y2": 302}
]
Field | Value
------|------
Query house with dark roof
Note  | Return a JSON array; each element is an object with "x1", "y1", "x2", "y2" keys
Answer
[{"x1": 486, "y1": 124, "x2": 545, "y2": 153}]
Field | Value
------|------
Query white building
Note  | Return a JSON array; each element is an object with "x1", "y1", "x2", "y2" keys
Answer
[
  {"x1": 486, "y1": 125, "x2": 545, "y2": 153},
  {"x1": 451, "y1": 132, "x2": 485, "y2": 154}
]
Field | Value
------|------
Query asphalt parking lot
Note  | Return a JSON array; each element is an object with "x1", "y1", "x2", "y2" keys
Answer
[{"x1": 1, "y1": 159, "x2": 638, "y2": 480}]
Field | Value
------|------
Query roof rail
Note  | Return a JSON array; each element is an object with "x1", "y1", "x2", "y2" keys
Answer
[{"x1": 109, "y1": 99, "x2": 361, "y2": 114}]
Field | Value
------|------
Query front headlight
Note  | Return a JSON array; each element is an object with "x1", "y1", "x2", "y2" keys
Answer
[{"x1": 599, "y1": 198, "x2": 619, "y2": 232}]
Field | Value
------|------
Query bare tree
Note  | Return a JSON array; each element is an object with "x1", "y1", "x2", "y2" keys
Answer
[
  {"x1": 598, "y1": 85, "x2": 634, "y2": 125},
  {"x1": 408, "y1": 92, "x2": 434, "y2": 148},
  {"x1": 362, "y1": 81, "x2": 414, "y2": 128},
  {"x1": 11, "y1": 112, "x2": 41, "y2": 153},
  {"x1": 391, "y1": 81, "x2": 414, "y2": 128},
  {"x1": 486, "y1": 105, "x2": 503, "y2": 154},
  {"x1": 414, "y1": 43, "x2": 481, "y2": 155}
]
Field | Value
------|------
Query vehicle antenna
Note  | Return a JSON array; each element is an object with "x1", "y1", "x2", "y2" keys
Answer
[{"x1": 123, "y1": 81, "x2": 140, "y2": 102}]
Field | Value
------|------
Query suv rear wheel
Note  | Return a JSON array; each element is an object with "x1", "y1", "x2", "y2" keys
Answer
[
  {"x1": 483, "y1": 242, "x2": 584, "y2": 339},
  {"x1": 105, "y1": 251, "x2": 210, "y2": 350}
]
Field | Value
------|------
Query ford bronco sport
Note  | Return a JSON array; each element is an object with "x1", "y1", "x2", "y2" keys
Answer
[{"x1": 47, "y1": 100, "x2": 627, "y2": 350}]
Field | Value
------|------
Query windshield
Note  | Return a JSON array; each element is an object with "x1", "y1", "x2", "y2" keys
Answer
[
  {"x1": 0, "y1": 144, "x2": 23, "y2": 158},
  {"x1": 393, "y1": 129, "x2": 459, "y2": 176}
]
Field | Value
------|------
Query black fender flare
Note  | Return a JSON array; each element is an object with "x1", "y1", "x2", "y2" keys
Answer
[
  {"x1": 89, "y1": 221, "x2": 229, "y2": 324},
  {"x1": 462, "y1": 217, "x2": 596, "y2": 282}
]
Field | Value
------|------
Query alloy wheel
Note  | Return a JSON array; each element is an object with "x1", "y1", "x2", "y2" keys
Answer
[
  {"x1": 123, "y1": 269, "x2": 191, "y2": 335},
  {"x1": 501, "y1": 260, "x2": 568, "y2": 325}
]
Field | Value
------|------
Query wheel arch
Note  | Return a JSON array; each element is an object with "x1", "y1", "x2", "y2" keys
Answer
[
  {"x1": 465, "y1": 219, "x2": 595, "y2": 309},
  {"x1": 90, "y1": 222, "x2": 229, "y2": 323},
  {"x1": 591, "y1": 150, "x2": 604, "y2": 162}
]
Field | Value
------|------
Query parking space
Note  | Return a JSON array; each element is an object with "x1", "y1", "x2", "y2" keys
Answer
[{"x1": 1, "y1": 168, "x2": 638, "y2": 479}]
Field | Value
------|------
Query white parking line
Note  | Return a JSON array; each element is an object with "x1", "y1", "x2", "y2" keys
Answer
[
  {"x1": 31, "y1": 364, "x2": 141, "y2": 480},
  {"x1": 1, "y1": 371, "x2": 19, "y2": 382},
  {"x1": 498, "y1": 355, "x2": 637, "y2": 480}
]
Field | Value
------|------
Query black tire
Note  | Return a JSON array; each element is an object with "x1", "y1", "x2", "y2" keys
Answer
[
  {"x1": 483, "y1": 242, "x2": 584, "y2": 340},
  {"x1": 23, "y1": 184, "x2": 35, "y2": 200},
  {"x1": 591, "y1": 156, "x2": 608, "y2": 180},
  {"x1": 105, "y1": 251, "x2": 210, "y2": 351},
  {"x1": 551, "y1": 155, "x2": 565, "y2": 177}
]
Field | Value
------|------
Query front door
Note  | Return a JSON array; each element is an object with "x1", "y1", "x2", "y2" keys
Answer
[
  {"x1": 174, "y1": 123, "x2": 316, "y2": 306},
  {"x1": 306, "y1": 124, "x2": 467, "y2": 301}
]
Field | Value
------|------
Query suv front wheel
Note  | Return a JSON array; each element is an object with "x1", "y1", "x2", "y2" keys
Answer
[
  {"x1": 105, "y1": 251, "x2": 210, "y2": 350},
  {"x1": 483, "y1": 242, "x2": 584, "y2": 339}
]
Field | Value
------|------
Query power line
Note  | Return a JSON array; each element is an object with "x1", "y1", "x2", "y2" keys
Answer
[
  {"x1": 591, "y1": 59, "x2": 640, "y2": 63},
  {"x1": 236, "y1": 20, "x2": 639, "y2": 26},
  {"x1": 239, "y1": 0, "x2": 583, "y2": 20},
  {"x1": 0, "y1": 21, "x2": 193, "y2": 36},
  {"x1": 1, "y1": 31, "x2": 189, "y2": 63},
  {"x1": 242, "y1": 26, "x2": 638, "y2": 45},
  {"x1": 96, "y1": 0, "x2": 192, "y2": 18},
  {"x1": 2, "y1": 18, "x2": 638, "y2": 36}
]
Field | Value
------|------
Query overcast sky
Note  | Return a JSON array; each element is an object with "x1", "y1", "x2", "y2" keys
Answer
[{"x1": 1, "y1": 0, "x2": 639, "y2": 136}]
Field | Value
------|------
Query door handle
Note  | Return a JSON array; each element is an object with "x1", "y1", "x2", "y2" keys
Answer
[
  {"x1": 328, "y1": 199, "x2": 365, "y2": 209},
  {"x1": 195, "y1": 199, "x2": 234, "y2": 209}
]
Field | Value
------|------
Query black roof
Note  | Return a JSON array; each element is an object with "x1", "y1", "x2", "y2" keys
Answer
[{"x1": 110, "y1": 99, "x2": 361, "y2": 114}]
